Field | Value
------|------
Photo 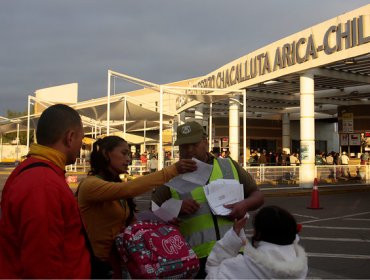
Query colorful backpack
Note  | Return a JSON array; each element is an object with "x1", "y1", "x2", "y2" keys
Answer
[{"x1": 116, "y1": 220, "x2": 200, "y2": 279}]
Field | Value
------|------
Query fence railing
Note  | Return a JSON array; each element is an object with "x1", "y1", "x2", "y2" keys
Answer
[
  {"x1": 66, "y1": 157, "x2": 87, "y2": 173},
  {"x1": 65, "y1": 158, "x2": 370, "y2": 188},
  {"x1": 245, "y1": 164, "x2": 370, "y2": 188}
]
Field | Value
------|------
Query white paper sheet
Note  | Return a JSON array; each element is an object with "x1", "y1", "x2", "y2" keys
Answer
[
  {"x1": 204, "y1": 179, "x2": 244, "y2": 216},
  {"x1": 164, "y1": 176, "x2": 199, "y2": 194},
  {"x1": 165, "y1": 158, "x2": 213, "y2": 193},
  {"x1": 180, "y1": 158, "x2": 213, "y2": 185},
  {"x1": 150, "y1": 198, "x2": 182, "y2": 222}
]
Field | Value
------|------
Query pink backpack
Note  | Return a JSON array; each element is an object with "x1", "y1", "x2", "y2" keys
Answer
[{"x1": 116, "y1": 220, "x2": 199, "y2": 279}]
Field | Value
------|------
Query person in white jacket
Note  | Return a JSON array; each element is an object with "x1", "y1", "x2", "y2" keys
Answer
[{"x1": 206, "y1": 205, "x2": 308, "y2": 279}]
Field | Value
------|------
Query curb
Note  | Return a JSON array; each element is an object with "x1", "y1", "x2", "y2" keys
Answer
[{"x1": 261, "y1": 185, "x2": 370, "y2": 197}]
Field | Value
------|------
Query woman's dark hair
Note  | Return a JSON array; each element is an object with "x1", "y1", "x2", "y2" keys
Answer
[
  {"x1": 89, "y1": 136, "x2": 136, "y2": 226},
  {"x1": 252, "y1": 205, "x2": 298, "y2": 246},
  {"x1": 89, "y1": 136, "x2": 126, "y2": 178}
]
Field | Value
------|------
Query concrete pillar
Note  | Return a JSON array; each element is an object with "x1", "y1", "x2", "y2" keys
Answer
[
  {"x1": 299, "y1": 72, "x2": 316, "y2": 188},
  {"x1": 282, "y1": 113, "x2": 291, "y2": 154},
  {"x1": 229, "y1": 96, "x2": 240, "y2": 161}
]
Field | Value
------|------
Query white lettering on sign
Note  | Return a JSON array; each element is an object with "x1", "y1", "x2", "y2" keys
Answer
[
  {"x1": 194, "y1": 15, "x2": 370, "y2": 92},
  {"x1": 162, "y1": 235, "x2": 184, "y2": 255}
]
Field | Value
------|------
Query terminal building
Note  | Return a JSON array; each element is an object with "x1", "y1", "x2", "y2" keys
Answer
[{"x1": 1, "y1": 4, "x2": 370, "y2": 188}]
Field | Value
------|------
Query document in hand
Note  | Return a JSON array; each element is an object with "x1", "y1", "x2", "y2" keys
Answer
[
  {"x1": 165, "y1": 158, "x2": 213, "y2": 193},
  {"x1": 135, "y1": 198, "x2": 182, "y2": 223},
  {"x1": 204, "y1": 179, "x2": 244, "y2": 216},
  {"x1": 180, "y1": 158, "x2": 213, "y2": 185},
  {"x1": 151, "y1": 199, "x2": 182, "y2": 222}
]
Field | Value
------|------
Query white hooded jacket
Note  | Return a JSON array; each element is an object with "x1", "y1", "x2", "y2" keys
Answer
[{"x1": 206, "y1": 228, "x2": 308, "y2": 279}]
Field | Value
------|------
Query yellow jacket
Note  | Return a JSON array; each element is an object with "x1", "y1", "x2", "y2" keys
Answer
[{"x1": 77, "y1": 164, "x2": 179, "y2": 260}]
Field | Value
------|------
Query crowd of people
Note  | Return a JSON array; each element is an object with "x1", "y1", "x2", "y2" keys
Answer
[
  {"x1": 247, "y1": 149, "x2": 300, "y2": 166},
  {"x1": 247, "y1": 149, "x2": 370, "y2": 167},
  {"x1": 129, "y1": 150, "x2": 172, "y2": 174},
  {"x1": 0, "y1": 105, "x2": 309, "y2": 279}
]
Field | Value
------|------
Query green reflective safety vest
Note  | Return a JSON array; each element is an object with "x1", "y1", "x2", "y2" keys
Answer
[{"x1": 170, "y1": 157, "x2": 239, "y2": 258}]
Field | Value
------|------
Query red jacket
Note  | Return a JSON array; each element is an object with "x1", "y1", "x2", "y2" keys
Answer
[{"x1": 0, "y1": 157, "x2": 91, "y2": 279}]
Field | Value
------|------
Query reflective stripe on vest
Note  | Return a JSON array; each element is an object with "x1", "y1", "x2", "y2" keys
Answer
[{"x1": 169, "y1": 157, "x2": 239, "y2": 258}]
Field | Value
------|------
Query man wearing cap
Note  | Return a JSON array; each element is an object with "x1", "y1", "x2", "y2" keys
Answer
[{"x1": 152, "y1": 121, "x2": 264, "y2": 278}]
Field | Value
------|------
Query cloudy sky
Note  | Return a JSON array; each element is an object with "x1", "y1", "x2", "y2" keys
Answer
[{"x1": 1, "y1": 0, "x2": 369, "y2": 116}]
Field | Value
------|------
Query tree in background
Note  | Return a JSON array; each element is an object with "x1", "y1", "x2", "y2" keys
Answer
[{"x1": 1, "y1": 109, "x2": 34, "y2": 145}]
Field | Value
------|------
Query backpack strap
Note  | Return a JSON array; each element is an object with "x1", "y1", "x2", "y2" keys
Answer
[{"x1": 18, "y1": 161, "x2": 54, "y2": 175}]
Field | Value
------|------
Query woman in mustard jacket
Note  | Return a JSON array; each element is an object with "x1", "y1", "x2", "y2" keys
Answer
[{"x1": 77, "y1": 136, "x2": 196, "y2": 278}]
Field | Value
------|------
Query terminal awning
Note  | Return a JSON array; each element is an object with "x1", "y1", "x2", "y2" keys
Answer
[
  {"x1": 0, "y1": 98, "x2": 173, "y2": 137},
  {"x1": 76, "y1": 99, "x2": 172, "y2": 122},
  {"x1": 0, "y1": 122, "x2": 26, "y2": 134},
  {"x1": 110, "y1": 120, "x2": 171, "y2": 132}
]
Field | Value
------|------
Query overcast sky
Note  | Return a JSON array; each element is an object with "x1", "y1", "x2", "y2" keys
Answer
[{"x1": 1, "y1": 0, "x2": 369, "y2": 116}]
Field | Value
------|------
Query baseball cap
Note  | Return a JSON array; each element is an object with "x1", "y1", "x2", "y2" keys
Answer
[{"x1": 174, "y1": 121, "x2": 207, "y2": 146}]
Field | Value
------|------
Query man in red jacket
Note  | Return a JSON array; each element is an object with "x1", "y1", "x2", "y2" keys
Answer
[{"x1": 0, "y1": 104, "x2": 91, "y2": 278}]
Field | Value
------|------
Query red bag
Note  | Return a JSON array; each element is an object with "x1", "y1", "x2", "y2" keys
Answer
[{"x1": 116, "y1": 220, "x2": 199, "y2": 279}]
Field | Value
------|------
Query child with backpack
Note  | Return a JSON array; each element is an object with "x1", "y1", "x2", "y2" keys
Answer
[{"x1": 206, "y1": 205, "x2": 308, "y2": 279}]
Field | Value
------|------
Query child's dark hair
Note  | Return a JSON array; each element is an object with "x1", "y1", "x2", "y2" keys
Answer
[
  {"x1": 252, "y1": 205, "x2": 298, "y2": 246},
  {"x1": 89, "y1": 136, "x2": 136, "y2": 226}
]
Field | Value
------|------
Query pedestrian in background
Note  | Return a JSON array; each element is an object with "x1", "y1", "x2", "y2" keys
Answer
[
  {"x1": 0, "y1": 104, "x2": 90, "y2": 278},
  {"x1": 289, "y1": 153, "x2": 300, "y2": 166},
  {"x1": 149, "y1": 155, "x2": 158, "y2": 173},
  {"x1": 326, "y1": 152, "x2": 334, "y2": 165},
  {"x1": 360, "y1": 152, "x2": 369, "y2": 165},
  {"x1": 340, "y1": 151, "x2": 350, "y2": 177}
]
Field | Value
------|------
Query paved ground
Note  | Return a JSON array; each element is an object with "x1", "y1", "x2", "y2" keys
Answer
[
  {"x1": 1, "y1": 166, "x2": 370, "y2": 279},
  {"x1": 264, "y1": 191, "x2": 370, "y2": 279},
  {"x1": 135, "y1": 186, "x2": 370, "y2": 279}
]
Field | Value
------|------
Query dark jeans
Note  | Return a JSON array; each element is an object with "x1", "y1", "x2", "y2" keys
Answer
[
  {"x1": 91, "y1": 256, "x2": 113, "y2": 279},
  {"x1": 195, "y1": 257, "x2": 207, "y2": 279}
]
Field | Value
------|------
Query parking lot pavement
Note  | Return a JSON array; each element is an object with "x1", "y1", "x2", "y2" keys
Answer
[
  {"x1": 136, "y1": 189, "x2": 370, "y2": 279},
  {"x1": 263, "y1": 191, "x2": 370, "y2": 279},
  {"x1": 130, "y1": 188, "x2": 370, "y2": 279}
]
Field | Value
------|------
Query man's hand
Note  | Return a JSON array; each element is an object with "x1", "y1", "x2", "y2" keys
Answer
[
  {"x1": 180, "y1": 198, "x2": 200, "y2": 215},
  {"x1": 223, "y1": 200, "x2": 248, "y2": 220},
  {"x1": 167, "y1": 217, "x2": 181, "y2": 227},
  {"x1": 175, "y1": 159, "x2": 197, "y2": 174}
]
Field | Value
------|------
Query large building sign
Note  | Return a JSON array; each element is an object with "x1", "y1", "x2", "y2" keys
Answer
[{"x1": 195, "y1": 15, "x2": 370, "y2": 90}]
